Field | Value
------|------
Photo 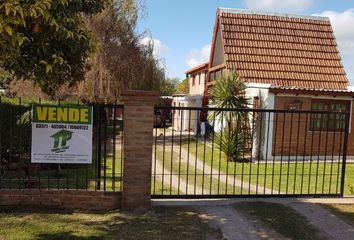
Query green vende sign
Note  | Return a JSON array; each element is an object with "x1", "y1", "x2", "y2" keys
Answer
[
  {"x1": 31, "y1": 104, "x2": 93, "y2": 164},
  {"x1": 33, "y1": 104, "x2": 92, "y2": 124}
]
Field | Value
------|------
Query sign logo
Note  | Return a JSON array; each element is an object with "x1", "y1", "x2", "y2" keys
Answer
[{"x1": 51, "y1": 130, "x2": 74, "y2": 153}]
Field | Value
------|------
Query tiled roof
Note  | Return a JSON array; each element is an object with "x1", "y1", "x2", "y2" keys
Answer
[
  {"x1": 185, "y1": 62, "x2": 209, "y2": 75},
  {"x1": 217, "y1": 8, "x2": 349, "y2": 90}
]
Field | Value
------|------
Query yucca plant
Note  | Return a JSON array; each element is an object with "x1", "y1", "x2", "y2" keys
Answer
[
  {"x1": 209, "y1": 72, "x2": 250, "y2": 162},
  {"x1": 209, "y1": 72, "x2": 248, "y2": 125},
  {"x1": 214, "y1": 126, "x2": 249, "y2": 162}
]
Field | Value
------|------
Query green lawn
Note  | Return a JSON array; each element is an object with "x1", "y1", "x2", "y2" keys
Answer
[
  {"x1": 153, "y1": 144, "x2": 244, "y2": 195},
  {"x1": 176, "y1": 139, "x2": 353, "y2": 195},
  {"x1": 0, "y1": 206, "x2": 221, "y2": 240},
  {"x1": 234, "y1": 202, "x2": 326, "y2": 240},
  {"x1": 152, "y1": 178, "x2": 179, "y2": 195}
]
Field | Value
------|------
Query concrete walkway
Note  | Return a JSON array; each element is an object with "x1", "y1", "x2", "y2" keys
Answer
[
  {"x1": 153, "y1": 198, "x2": 354, "y2": 240},
  {"x1": 152, "y1": 197, "x2": 354, "y2": 206},
  {"x1": 289, "y1": 201, "x2": 354, "y2": 240},
  {"x1": 200, "y1": 205, "x2": 288, "y2": 240}
]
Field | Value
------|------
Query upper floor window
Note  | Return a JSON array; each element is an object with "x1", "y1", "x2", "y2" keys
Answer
[{"x1": 192, "y1": 76, "x2": 195, "y2": 86}]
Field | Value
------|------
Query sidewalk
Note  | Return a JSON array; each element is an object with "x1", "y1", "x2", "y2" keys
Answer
[
  {"x1": 153, "y1": 197, "x2": 354, "y2": 240},
  {"x1": 152, "y1": 197, "x2": 354, "y2": 206}
]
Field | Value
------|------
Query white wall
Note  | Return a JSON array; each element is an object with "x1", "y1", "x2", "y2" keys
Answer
[
  {"x1": 245, "y1": 84, "x2": 274, "y2": 161},
  {"x1": 172, "y1": 95, "x2": 203, "y2": 133}
]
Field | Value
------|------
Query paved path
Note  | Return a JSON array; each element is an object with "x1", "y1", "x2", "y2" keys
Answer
[
  {"x1": 153, "y1": 197, "x2": 354, "y2": 206},
  {"x1": 200, "y1": 205, "x2": 287, "y2": 240},
  {"x1": 153, "y1": 198, "x2": 354, "y2": 240},
  {"x1": 289, "y1": 201, "x2": 354, "y2": 240}
]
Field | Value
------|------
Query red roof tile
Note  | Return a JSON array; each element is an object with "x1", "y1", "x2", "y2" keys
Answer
[{"x1": 216, "y1": 9, "x2": 348, "y2": 90}]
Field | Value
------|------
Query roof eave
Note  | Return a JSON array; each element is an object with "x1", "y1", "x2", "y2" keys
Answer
[{"x1": 269, "y1": 88, "x2": 354, "y2": 97}]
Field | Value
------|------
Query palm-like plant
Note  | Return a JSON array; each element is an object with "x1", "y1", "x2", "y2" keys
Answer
[
  {"x1": 208, "y1": 72, "x2": 248, "y2": 124},
  {"x1": 209, "y1": 72, "x2": 250, "y2": 162}
]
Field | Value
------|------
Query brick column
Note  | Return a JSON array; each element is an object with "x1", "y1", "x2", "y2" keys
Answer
[{"x1": 121, "y1": 90, "x2": 159, "y2": 210}]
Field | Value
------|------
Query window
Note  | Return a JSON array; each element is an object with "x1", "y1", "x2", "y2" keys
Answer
[
  {"x1": 310, "y1": 100, "x2": 350, "y2": 131},
  {"x1": 192, "y1": 75, "x2": 195, "y2": 86}
]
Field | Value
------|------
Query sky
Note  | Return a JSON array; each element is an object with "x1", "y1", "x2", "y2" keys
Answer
[{"x1": 137, "y1": 0, "x2": 354, "y2": 83}]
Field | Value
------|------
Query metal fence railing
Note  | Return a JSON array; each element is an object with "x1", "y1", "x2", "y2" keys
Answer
[
  {"x1": 0, "y1": 97, "x2": 123, "y2": 192},
  {"x1": 152, "y1": 106, "x2": 350, "y2": 198}
]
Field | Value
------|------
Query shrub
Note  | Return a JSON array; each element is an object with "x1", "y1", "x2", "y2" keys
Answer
[
  {"x1": 0, "y1": 102, "x2": 31, "y2": 161},
  {"x1": 209, "y1": 72, "x2": 250, "y2": 161}
]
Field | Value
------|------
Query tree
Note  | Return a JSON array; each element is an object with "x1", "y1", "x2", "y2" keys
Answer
[
  {"x1": 78, "y1": 0, "x2": 166, "y2": 103},
  {"x1": 175, "y1": 78, "x2": 189, "y2": 94},
  {"x1": 0, "y1": 0, "x2": 106, "y2": 96},
  {"x1": 160, "y1": 78, "x2": 180, "y2": 96},
  {"x1": 0, "y1": 67, "x2": 13, "y2": 90},
  {"x1": 209, "y1": 72, "x2": 250, "y2": 162}
]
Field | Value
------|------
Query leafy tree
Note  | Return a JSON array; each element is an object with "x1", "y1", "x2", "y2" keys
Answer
[
  {"x1": 78, "y1": 0, "x2": 165, "y2": 103},
  {"x1": 0, "y1": 67, "x2": 13, "y2": 90},
  {"x1": 209, "y1": 72, "x2": 250, "y2": 162},
  {"x1": 0, "y1": 0, "x2": 106, "y2": 96},
  {"x1": 160, "y1": 78, "x2": 180, "y2": 96},
  {"x1": 175, "y1": 78, "x2": 189, "y2": 94}
]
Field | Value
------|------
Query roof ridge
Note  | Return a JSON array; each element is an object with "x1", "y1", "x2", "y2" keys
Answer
[{"x1": 218, "y1": 7, "x2": 330, "y2": 21}]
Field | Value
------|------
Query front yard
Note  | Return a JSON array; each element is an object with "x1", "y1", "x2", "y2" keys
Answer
[
  {"x1": 153, "y1": 137, "x2": 354, "y2": 195},
  {"x1": 0, "y1": 206, "x2": 221, "y2": 240}
]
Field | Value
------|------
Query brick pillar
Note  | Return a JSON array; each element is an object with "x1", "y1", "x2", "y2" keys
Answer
[{"x1": 121, "y1": 90, "x2": 159, "y2": 210}]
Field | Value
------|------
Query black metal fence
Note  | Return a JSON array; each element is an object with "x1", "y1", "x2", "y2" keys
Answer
[
  {"x1": 152, "y1": 106, "x2": 350, "y2": 198},
  {"x1": 0, "y1": 97, "x2": 123, "y2": 192}
]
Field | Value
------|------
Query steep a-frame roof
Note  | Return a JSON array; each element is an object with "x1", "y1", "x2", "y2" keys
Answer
[{"x1": 210, "y1": 8, "x2": 349, "y2": 90}]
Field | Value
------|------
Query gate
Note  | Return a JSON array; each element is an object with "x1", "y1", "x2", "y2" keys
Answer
[{"x1": 152, "y1": 106, "x2": 350, "y2": 198}]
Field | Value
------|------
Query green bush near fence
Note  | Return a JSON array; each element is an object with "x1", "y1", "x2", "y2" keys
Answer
[{"x1": 0, "y1": 101, "x2": 32, "y2": 160}]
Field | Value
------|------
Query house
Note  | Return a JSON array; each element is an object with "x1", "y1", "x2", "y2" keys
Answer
[
  {"x1": 182, "y1": 8, "x2": 354, "y2": 160},
  {"x1": 172, "y1": 63, "x2": 208, "y2": 132}
]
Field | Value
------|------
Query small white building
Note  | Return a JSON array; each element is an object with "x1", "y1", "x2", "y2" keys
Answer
[{"x1": 172, "y1": 63, "x2": 208, "y2": 132}]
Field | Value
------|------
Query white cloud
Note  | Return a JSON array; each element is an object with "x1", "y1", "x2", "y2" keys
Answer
[
  {"x1": 314, "y1": 9, "x2": 354, "y2": 83},
  {"x1": 185, "y1": 44, "x2": 211, "y2": 69},
  {"x1": 314, "y1": 9, "x2": 354, "y2": 56},
  {"x1": 244, "y1": 0, "x2": 313, "y2": 13},
  {"x1": 141, "y1": 37, "x2": 168, "y2": 57}
]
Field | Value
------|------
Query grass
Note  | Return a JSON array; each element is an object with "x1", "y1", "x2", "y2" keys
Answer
[
  {"x1": 152, "y1": 179, "x2": 179, "y2": 195},
  {"x1": 320, "y1": 204, "x2": 354, "y2": 227},
  {"x1": 180, "y1": 139, "x2": 353, "y2": 195},
  {"x1": 154, "y1": 144, "x2": 244, "y2": 195},
  {"x1": 234, "y1": 202, "x2": 325, "y2": 240},
  {"x1": 0, "y1": 206, "x2": 221, "y2": 240}
]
